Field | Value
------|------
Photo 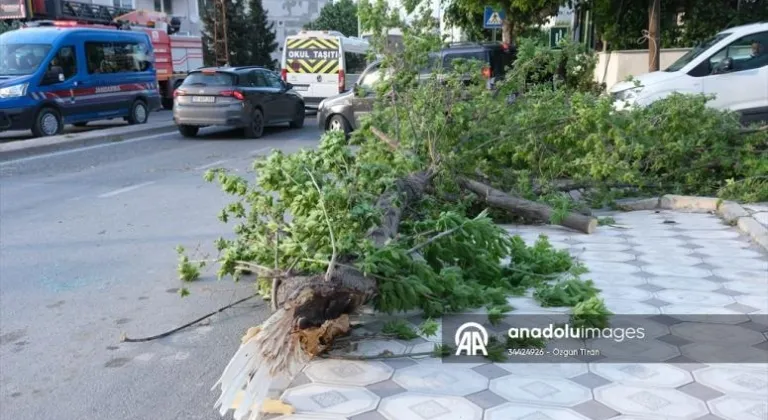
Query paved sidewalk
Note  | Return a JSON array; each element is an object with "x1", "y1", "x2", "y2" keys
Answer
[{"x1": 266, "y1": 209, "x2": 768, "y2": 420}]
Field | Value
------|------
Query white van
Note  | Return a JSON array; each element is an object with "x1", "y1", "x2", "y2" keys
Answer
[
  {"x1": 280, "y1": 30, "x2": 369, "y2": 109},
  {"x1": 610, "y1": 22, "x2": 768, "y2": 123}
]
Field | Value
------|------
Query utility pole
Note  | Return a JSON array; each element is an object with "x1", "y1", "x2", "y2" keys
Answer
[
  {"x1": 213, "y1": 0, "x2": 229, "y2": 66},
  {"x1": 648, "y1": 0, "x2": 660, "y2": 72}
]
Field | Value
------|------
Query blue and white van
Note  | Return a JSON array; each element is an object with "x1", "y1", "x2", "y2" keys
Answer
[{"x1": 0, "y1": 25, "x2": 161, "y2": 137}]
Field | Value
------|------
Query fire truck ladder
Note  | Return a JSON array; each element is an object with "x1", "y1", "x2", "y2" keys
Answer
[
  {"x1": 18, "y1": 0, "x2": 134, "y2": 26},
  {"x1": 212, "y1": 0, "x2": 229, "y2": 66}
]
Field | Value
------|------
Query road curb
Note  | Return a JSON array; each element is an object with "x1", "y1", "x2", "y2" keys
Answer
[
  {"x1": 0, "y1": 122, "x2": 177, "y2": 162},
  {"x1": 617, "y1": 195, "x2": 768, "y2": 251}
]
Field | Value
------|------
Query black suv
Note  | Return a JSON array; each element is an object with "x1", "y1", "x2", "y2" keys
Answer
[
  {"x1": 173, "y1": 66, "x2": 306, "y2": 138},
  {"x1": 318, "y1": 43, "x2": 516, "y2": 135}
]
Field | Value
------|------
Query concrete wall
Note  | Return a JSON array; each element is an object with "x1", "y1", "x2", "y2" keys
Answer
[{"x1": 594, "y1": 48, "x2": 691, "y2": 90}]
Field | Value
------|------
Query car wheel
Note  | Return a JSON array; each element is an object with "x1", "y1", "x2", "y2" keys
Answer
[
  {"x1": 244, "y1": 108, "x2": 265, "y2": 138},
  {"x1": 327, "y1": 114, "x2": 350, "y2": 136},
  {"x1": 127, "y1": 99, "x2": 149, "y2": 125},
  {"x1": 178, "y1": 125, "x2": 199, "y2": 138},
  {"x1": 289, "y1": 104, "x2": 305, "y2": 129},
  {"x1": 31, "y1": 107, "x2": 63, "y2": 137}
]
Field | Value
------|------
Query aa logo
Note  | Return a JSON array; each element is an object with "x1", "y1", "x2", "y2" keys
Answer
[{"x1": 455, "y1": 322, "x2": 488, "y2": 356}]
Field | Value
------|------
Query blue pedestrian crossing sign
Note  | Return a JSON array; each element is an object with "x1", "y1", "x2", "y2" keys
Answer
[{"x1": 483, "y1": 6, "x2": 505, "y2": 29}]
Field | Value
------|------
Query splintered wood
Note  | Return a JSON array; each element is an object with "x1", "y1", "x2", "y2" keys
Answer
[{"x1": 295, "y1": 314, "x2": 351, "y2": 356}]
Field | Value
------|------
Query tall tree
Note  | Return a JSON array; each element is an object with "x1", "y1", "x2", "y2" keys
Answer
[
  {"x1": 304, "y1": 0, "x2": 359, "y2": 37},
  {"x1": 200, "y1": 0, "x2": 252, "y2": 66},
  {"x1": 247, "y1": 0, "x2": 279, "y2": 68},
  {"x1": 444, "y1": 0, "x2": 565, "y2": 45}
]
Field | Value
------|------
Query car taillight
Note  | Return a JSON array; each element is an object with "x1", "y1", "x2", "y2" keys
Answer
[
  {"x1": 482, "y1": 66, "x2": 492, "y2": 79},
  {"x1": 338, "y1": 69, "x2": 345, "y2": 93},
  {"x1": 173, "y1": 89, "x2": 186, "y2": 98},
  {"x1": 281, "y1": 68, "x2": 287, "y2": 81},
  {"x1": 219, "y1": 90, "x2": 245, "y2": 100}
]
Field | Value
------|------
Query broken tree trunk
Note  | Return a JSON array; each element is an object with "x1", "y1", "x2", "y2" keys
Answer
[
  {"x1": 273, "y1": 170, "x2": 435, "y2": 331},
  {"x1": 458, "y1": 177, "x2": 598, "y2": 234}
]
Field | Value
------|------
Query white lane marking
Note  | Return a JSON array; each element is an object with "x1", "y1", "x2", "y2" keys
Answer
[
  {"x1": 250, "y1": 146, "x2": 271, "y2": 156},
  {"x1": 0, "y1": 132, "x2": 172, "y2": 166},
  {"x1": 194, "y1": 159, "x2": 229, "y2": 171},
  {"x1": 98, "y1": 181, "x2": 155, "y2": 198}
]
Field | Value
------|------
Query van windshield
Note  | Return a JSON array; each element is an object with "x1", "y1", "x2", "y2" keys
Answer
[
  {"x1": 665, "y1": 33, "x2": 730, "y2": 72},
  {"x1": 0, "y1": 43, "x2": 52, "y2": 76}
]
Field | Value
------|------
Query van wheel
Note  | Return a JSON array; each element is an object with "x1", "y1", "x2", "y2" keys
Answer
[
  {"x1": 178, "y1": 125, "x2": 199, "y2": 138},
  {"x1": 32, "y1": 107, "x2": 63, "y2": 137},
  {"x1": 290, "y1": 104, "x2": 305, "y2": 129},
  {"x1": 127, "y1": 100, "x2": 149, "y2": 125},
  {"x1": 244, "y1": 109, "x2": 265, "y2": 138},
  {"x1": 327, "y1": 114, "x2": 350, "y2": 136}
]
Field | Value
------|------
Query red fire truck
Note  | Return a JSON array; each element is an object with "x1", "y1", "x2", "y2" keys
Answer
[{"x1": 0, "y1": 0, "x2": 203, "y2": 109}]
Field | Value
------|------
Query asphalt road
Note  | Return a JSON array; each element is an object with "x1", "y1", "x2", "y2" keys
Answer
[{"x1": 0, "y1": 122, "x2": 323, "y2": 420}]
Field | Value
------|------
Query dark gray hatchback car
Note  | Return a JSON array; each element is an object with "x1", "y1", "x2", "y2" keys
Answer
[{"x1": 173, "y1": 66, "x2": 305, "y2": 138}]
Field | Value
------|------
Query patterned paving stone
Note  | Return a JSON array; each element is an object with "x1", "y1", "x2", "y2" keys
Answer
[
  {"x1": 712, "y1": 268, "x2": 768, "y2": 282},
  {"x1": 569, "y1": 235, "x2": 629, "y2": 244},
  {"x1": 660, "y1": 305, "x2": 751, "y2": 323},
  {"x1": 348, "y1": 340, "x2": 408, "y2": 357},
  {"x1": 589, "y1": 363, "x2": 693, "y2": 387},
  {"x1": 570, "y1": 400, "x2": 622, "y2": 420},
  {"x1": 638, "y1": 253, "x2": 704, "y2": 266},
  {"x1": 626, "y1": 228, "x2": 682, "y2": 238},
  {"x1": 587, "y1": 334, "x2": 681, "y2": 363},
  {"x1": 694, "y1": 246, "x2": 765, "y2": 258},
  {"x1": 595, "y1": 286, "x2": 653, "y2": 301},
  {"x1": 583, "y1": 261, "x2": 641, "y2": 274},
  {"x1": 484, "y1": 403, "x2": 591, "y2": 420},
  {"x1": 489, "y1": 376, "x2": 592, "y2": 407},
  {"x1": 628, "y1": 237, "x2": 689, "y2": 248},
  {"x1": 594, "y1": 384, "x2": 709, "y2": 419},
  {"x1": 725, "y1": 280, "x2": 768, "y2": 295},
  {"x1": 706, "y1": 257, "x2": 768, "y2": 271},
  {"x1": 633, "y1": 244, "x2": 695, "y2": 255},
  {"x1": 654, "y1": 289, "x2": 736, "y2": 306},
  {"x1": 304, "y1": 360, "x2": 393, "y2": 386},
  {"x1": 496, "y1": 363, "x2": 588, "y2": 379},
  {"x1": 676, "y1": 382, "x2": 724, "y2": 402},
  {"x1": 683, "y1": 229, "x2": 742, "y2": 239},
  {"x1": 643, "y1": 264, "x2": 713, "y2": 278},
  {"x1": 392, "y1": 365, "x2": 489, "y2": 396},
  {"x1": 463, "y1": 390, "x2": 507, "y2": 410},
  {"x1": 671, "y1": 322, "x2": 767, "y2": 345},
  {"x1": 708, "y1": 395, "x2": 768, "y2": 420},
  {"x1": 582, "y1": 272, "x2": 647, "y2": 286},
  {"x1": 601, "y1": 299, "x2": 661, "y2": 315},
  {"x1": 734, "y1": 295, "x2": 768, "y2": 313},
  {"x1": 281, "y1": 384, "x2": 379, "y2": 417},
  {"x1": 689, "y1": 238, "x2": 753, "y2": 248},
  {"x1": 693, "y1": 366, "x2": 768, "y2": 396},
  {"x1": 378, "y1": 393, "x2": 483, "y2": 420},
  {"x1": 648, "y1": 276, "x2": 720, "y2": 291},
  {"x1": 569, "y1": 242, "x2": 633, "y2": 252},
  {"x1": 271, "y1": 414, "x2": 346, "y2": 420},
  {"x1": 575, "y1": 251, "x2": 636, "y2": 262}
]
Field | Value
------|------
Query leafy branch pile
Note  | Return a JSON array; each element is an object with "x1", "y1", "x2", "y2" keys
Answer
[{"x1": 178, "y1": 0, "x2": 765, "y2": 361}]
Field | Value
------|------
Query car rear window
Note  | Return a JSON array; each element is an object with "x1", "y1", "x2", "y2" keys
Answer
[{"x1": 183, "y1": 72, "x2": 236, "y2": 86}]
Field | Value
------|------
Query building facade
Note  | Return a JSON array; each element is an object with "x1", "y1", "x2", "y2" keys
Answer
[
  {"x1": 88, "y1": 0, "x2": 202, "y2": 36},
  {"x1": 261, "y1": 0, "x2": 332, "y2": 63}
]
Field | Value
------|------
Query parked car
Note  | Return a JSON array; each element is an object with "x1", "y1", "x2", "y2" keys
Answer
[
  {"x1": 173, "y1": 66, "x2": 305, "y2": 138},
  {"x1": 610, "y1": 22, "x2": 768, "y2": 124},
  {"x1": 318, "y1": 42, "x2": 516, "y2": 135}
]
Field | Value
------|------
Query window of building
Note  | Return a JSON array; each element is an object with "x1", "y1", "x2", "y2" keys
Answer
[
  {"x1": 113, "y1": 0, "x2": 134, "y2": 9},
  {"x1": 85, "y1": 41, "x2": 151, "y2": 74}
]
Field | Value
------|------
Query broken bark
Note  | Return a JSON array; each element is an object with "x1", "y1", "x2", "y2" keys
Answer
[
  {"x1": 272, "y1": 170, "x2": 435, "y2": 331},
  {"x1": 458, "y1": 177, "x2": 598, "y2": 234}
]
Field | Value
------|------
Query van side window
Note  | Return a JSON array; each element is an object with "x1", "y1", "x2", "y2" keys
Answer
[
  {"x1": 344, "y1": 51, "x2": 367, "y2": 75},
  {"x1": 708, "y1": 31, "x2": 768, "y2": 73},
  {"x1": 85, "y1": 42, "x2": 151, "y2": 74},
  {"x1": 48, "y1": 46, "x2": 77, "y2": 80}
]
